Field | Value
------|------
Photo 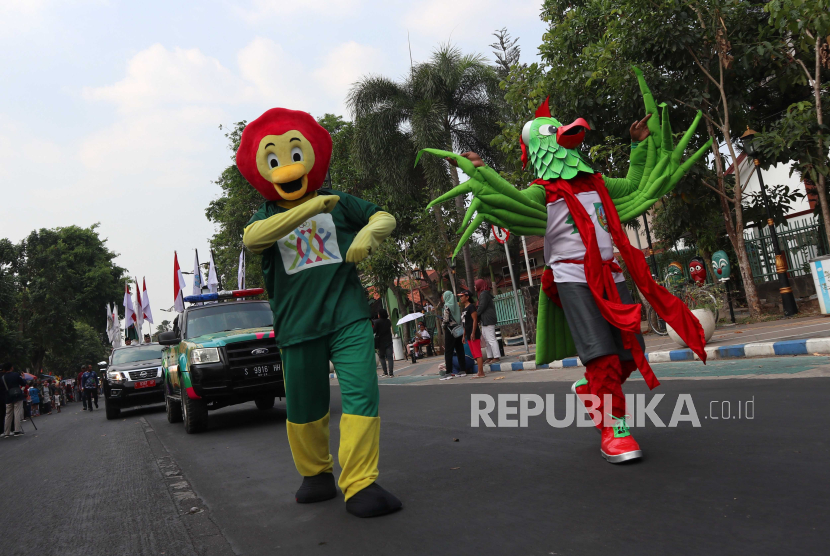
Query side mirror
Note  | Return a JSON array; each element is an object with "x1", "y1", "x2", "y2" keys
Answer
[
  {"x1": 158, "y1": 330, "x2": 181, "y2": 346},
  {"x1": 98, "y1": 361, "x2": 107, "y2": 369}
]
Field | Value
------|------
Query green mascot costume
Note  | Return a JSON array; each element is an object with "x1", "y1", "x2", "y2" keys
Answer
[
  {"x1": 238, "y1": 107, "x2": 402, "y2": 517},
  {"x1": 420, "y1": 68, "x2": 712, "y2": 463}
]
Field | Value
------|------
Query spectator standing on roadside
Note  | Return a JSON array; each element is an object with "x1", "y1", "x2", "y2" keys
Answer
[
  {"x1": 77, "y1": 367, "x2": 88, "y2": 410},
  {"x1": 458, "y1": 289, "x2": 485, "y2": 378},
  {"x1": 82, "y1": 367, "x2": 99, "y2": 411},
  {"x1": 28, "y1": 382, "x2": 40, "y2": 416},
  {"x1": 52, "y1": 381, "x2": 61, "y2": 413},
  {"x1": 442, "y1": 291, "x2": 467, "y2": 377},
  {"x1": 2, "y1": 363, "x2": 27, "y2": 437},
  {"x1": 475, "y1": 279, "x2": 500, "y2": 364},
  {"x1": 40, "y1": 379, "x2": 52, "y2": 415},
  {"x1": 373, "y1": 309, "x2": 395, "y2": 378}
]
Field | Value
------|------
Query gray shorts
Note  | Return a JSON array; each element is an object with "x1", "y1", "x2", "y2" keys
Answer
[{"x1": 555, "y1": 281, "x2": 645, "y2": 364}]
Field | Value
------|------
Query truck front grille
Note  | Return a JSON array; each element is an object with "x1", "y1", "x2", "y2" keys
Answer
[
  {"x1": 127, "y1": 368, "x2": 161, "y2": 381},
  {"x1": 224, "y1": 338, "x2": 283, "y2": 386}
]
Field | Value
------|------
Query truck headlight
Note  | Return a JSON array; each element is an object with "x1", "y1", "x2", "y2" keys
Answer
[
  {"x1": 108, "y1": 371, "x2": 124, "y2": 382},
  {"x1": 191, "y1": 348, "x2": 220, "y2": 365}
]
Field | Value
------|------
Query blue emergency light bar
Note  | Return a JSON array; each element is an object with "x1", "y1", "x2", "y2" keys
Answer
[{"x1": 183, "y1": 288, "x2": 264, "y2": 303}]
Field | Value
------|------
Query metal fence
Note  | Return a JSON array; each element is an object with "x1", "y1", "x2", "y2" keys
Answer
[
  {"x1": 743, "y1": 217, "x2": 828, "y2": 283},
  {"x1": 494, "y1": 290, "x2": 526, "y2": 326}
]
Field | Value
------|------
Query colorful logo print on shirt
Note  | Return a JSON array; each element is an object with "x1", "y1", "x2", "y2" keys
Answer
[
  {"x1": 278, "y1": 213, "x2": 342, "y2": 275},
  {"x1": 565, "y1": 202, "x2": 609, "y2": 235}
]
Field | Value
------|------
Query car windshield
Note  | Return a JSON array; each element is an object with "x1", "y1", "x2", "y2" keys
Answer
[
  {"x1": 185, "y1": 302, "x2": 274, "y2": 339},
  {"x1": 112, "y1": 345, "x2": 165, "y2": 365}
]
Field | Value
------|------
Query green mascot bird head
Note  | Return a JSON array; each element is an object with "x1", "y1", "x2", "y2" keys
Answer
[{"x1": 520, "y1": 97, "x2": 595, "y2": 181}]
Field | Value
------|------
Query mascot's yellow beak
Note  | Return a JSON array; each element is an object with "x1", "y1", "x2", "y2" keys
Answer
[
  {"x1": 270, "y1": 163, "x2": 309, "y2": 201},
  {"x1": 255, "y1": 131, "x2": 317, "y2": 201}
]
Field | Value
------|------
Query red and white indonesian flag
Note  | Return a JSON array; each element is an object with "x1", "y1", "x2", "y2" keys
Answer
[
  {"x1": 142, "y1": 278, "x2": 154, "y2": 324},
  {"x1": 124, "y1": 282, "x2": 136, "y2": 330},
  {"x1": 173, "y1": 251, "x2": 187, "y2": 312}
]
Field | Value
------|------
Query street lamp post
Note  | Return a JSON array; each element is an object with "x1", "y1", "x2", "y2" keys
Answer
[{"x1": 740, "y1": 128, "x2": 798, "y2": 316}]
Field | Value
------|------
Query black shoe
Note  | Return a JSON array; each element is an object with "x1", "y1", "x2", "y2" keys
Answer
[
  {"x1": 14, "y1": 431, "x2": 23, "y2": 436},
  {"x1": 95, "y1": 402, "x2": 98, "y2": 408},
  {"x1": 295, "y1": 473, "x2": 338, "y2": 504},
  {"x1": 346, "y1": 483, "x2": 402, "y2": 518}
]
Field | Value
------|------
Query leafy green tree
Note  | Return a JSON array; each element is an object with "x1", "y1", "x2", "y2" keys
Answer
[
  {"x1": 503, "y1": 0, "x2": 787, "y2": 316},
  {"x1": 761, "y1": 0, "x2": 830, "y2": 243},
  {"x1": 43, "y1": 321, "x2": 108, "y2": 377},
  {"x1": 206, "y1": 121, "x2": 265, "y2": 290},
  {"x1": 349, "y1": 44, "x2": 504, "y2": 290},
  {"x1": 14, "y1": 225, "x2": 125, "y2": 372},
  {"x1": 0, "y1": 239, "x2": 28, "y2": 368}
]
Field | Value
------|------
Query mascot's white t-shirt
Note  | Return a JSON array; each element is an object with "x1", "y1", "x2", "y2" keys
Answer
[{"x1": 544, "y1": 191, "x2": 625, "y2": 284}]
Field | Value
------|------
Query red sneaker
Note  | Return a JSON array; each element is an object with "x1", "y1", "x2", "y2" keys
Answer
[{"x1": 600, "y1": 415, "x2": 642, "y2": 463}]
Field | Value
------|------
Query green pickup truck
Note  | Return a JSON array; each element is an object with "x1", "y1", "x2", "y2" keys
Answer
[{"x1": 158, "y1": 299, "x2": 285, "y2": 433}]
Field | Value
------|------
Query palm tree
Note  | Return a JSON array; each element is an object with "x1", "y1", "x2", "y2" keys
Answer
[{"x1": 348, "y1": 44, "x2": 503, "y2": 290}]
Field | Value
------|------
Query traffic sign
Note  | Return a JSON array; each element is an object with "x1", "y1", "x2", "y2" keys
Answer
[{"x1": 492, "y1": 225, "x2": 510, "y2": 244}]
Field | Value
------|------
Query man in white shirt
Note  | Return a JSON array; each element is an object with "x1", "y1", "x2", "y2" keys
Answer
[{"x1": 406, "y1": 322, "x2": 431, "y2": 363}]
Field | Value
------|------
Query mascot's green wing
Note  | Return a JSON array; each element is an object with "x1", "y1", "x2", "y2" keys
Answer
[
  {"x1": 417, "y1": 149, "x2": 547, "y2": 259},
  {"x1": 604, "y1": 67, "x2": 713, "y2": 222},
  {"x1": 417, "y1": 150, "x2": 576, "y2": 365},
  {"x1": 535, "y1": 287, "x2": 577, "y2": 365}
]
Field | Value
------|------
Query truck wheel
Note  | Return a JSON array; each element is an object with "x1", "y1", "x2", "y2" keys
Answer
[
  {"x1": 182, "y1": 393, "x2": 208, "y2": 433},
  {"x1": 166, "y1": 391, "x2": 182, "y2": 424},
  {"x1": 104, "y1": 398, "x2": 120, "y2": 420},
  {"x1": 255, "y1": 395, "x2": 276, "y2": 411}
]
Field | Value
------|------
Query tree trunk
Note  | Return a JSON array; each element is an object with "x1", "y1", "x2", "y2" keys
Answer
[
  {"x1": 448, "y1": 164, "x2": 476, "y2": 290},
  {"x1": 31, "y1": 347, "x2": 45, "y2": 375},
  {"x1": 390, "y1": 284, "x2": 410, "y2": 343},
  {"x1": 706, "y1": 120, "x2": 761, "y2": 316},
  {"x1": 810, "y1": 35, "x2": 830, "y2": 247}
]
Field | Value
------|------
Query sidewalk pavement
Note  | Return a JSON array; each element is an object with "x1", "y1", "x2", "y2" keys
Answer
[{"x1": 380, "y1": 315, "x2": 830, "y2": 378}]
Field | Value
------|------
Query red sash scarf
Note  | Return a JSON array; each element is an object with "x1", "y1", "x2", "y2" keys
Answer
[{"x1": 536, "y1": 173, "x2": 707, "y2": 389}]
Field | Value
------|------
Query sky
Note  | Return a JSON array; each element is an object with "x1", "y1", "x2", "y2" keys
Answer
[{"x1": 0, "y1": 0, "x2": 548, "y2": 332}]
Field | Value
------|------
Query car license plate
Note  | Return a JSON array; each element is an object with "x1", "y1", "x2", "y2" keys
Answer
[
  {"x1": 135, "y1": 380, "x2": 155, "y2": 389},
  {"x1": 243, "y1": 364, "x2": 280, "y2": 378}
]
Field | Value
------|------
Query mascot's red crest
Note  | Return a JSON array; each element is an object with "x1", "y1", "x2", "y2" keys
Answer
[
  {"x1": 520, "y1": 97, "x2": 552, "y2": 170},
  {"x1": 236, "y1": 108, "x2": 332, "y2": 201}
]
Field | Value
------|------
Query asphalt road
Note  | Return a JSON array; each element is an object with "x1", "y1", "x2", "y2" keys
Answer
[{"x1": 2, "y1": 360, "x2": 828, "y2": 556}]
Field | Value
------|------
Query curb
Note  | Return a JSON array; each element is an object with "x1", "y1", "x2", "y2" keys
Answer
[{"x1": 487, "y1": 337, "x2": 830, "y2": 372}]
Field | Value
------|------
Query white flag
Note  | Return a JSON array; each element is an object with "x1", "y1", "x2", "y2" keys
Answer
[
  {"x1": 173, "y1": 251, "x2": 187, "y2": 313},
  {"x1": 124, "y1": 282, "x2": 136, "y2": 333},
  {"x1": 111, "y1": 303, "x2": 122, "y2": 347},
  {"x1": 208, "y1": 251, "x2": 219, "y2": 294},
  {"x1": 192, "y1": 250, "x2": 204, "y2": 296},
  {"x1": 142, "y1": 278, "x2": 154, "y2": 324},
  {"x1": 106, "y1": 304, "x2": 115, "y2": 343},
  {"x1": 238, "y1": 250, "x2": 246, "y2": 291},
  {"x1": 134, "y1": 278, "x2": 143, "y2": 343}
]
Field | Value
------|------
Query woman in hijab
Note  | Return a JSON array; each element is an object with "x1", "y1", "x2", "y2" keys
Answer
[{"x1": 442, "y1": 291, "x2": 467, "y2": 376}]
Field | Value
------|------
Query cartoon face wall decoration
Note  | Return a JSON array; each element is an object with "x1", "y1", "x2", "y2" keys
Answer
[
  {"x1": 665, "y1": 261, "x2": 685, "y2": 288},
  {"x1": 688, "y1": 256, "x2": 707, "y2": 286},
  {"x1": 711, "y1": 250, "x2": 731, "y2": 280}
]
